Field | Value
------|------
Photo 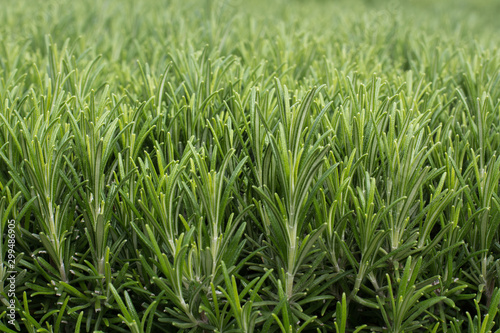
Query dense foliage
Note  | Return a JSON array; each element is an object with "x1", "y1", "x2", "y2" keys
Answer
[{"x1": 1, "y1": 0, "x2": 500, "y2": 331}]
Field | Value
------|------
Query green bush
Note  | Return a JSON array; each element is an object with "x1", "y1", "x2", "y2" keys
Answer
[{"x1": 1, "y1": 0, "x2": 500, "y2": 331}]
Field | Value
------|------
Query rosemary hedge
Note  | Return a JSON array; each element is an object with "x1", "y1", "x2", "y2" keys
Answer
[{"x1": 1, "y1": 0, "x2": 500, "y2": 332}]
